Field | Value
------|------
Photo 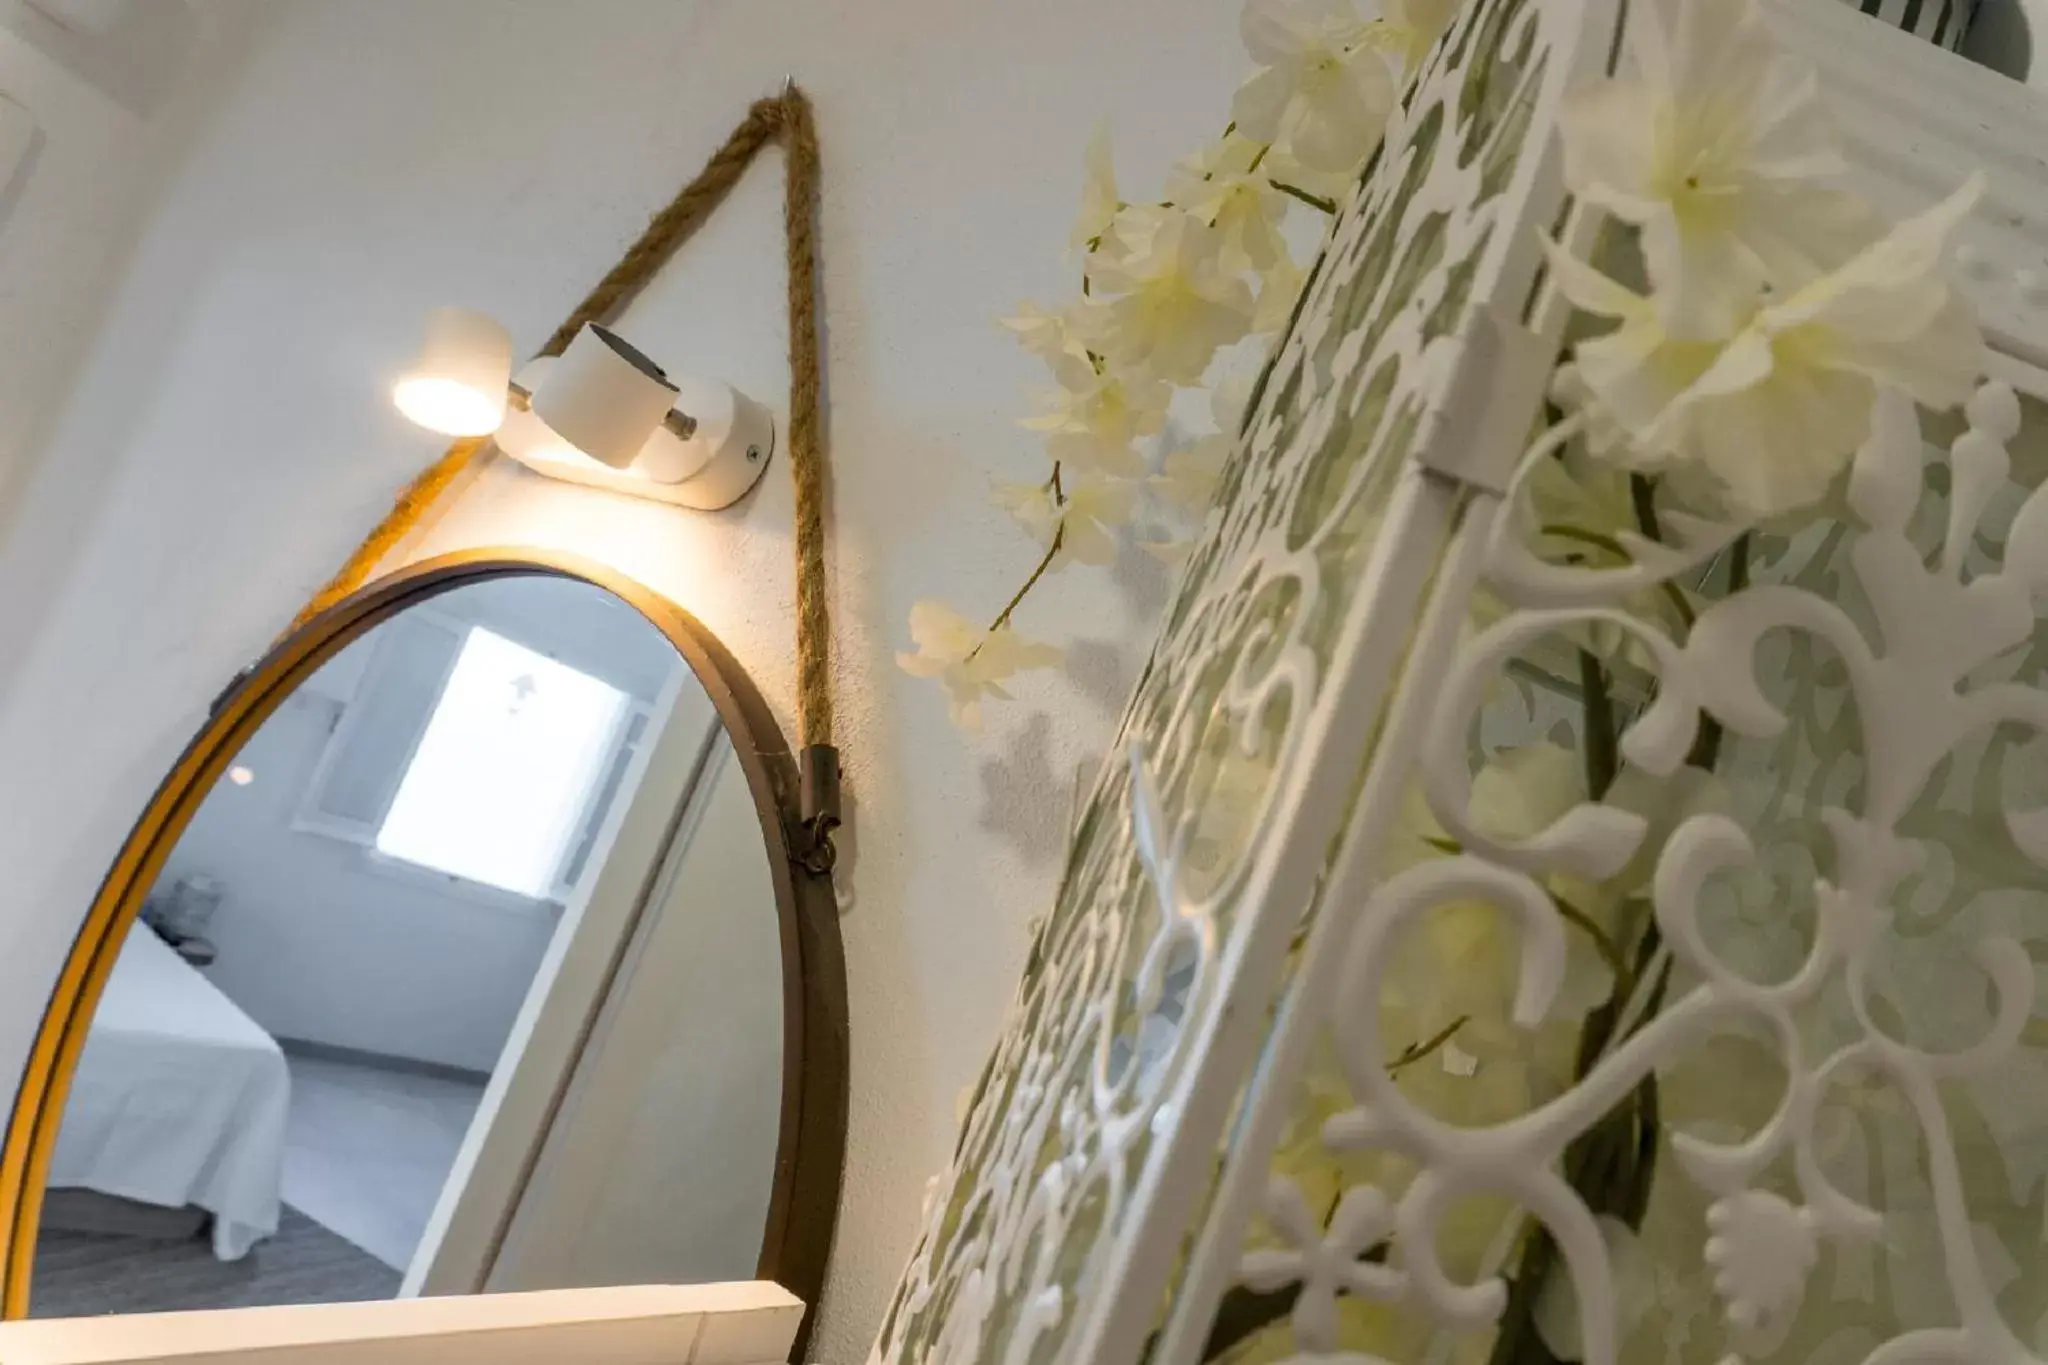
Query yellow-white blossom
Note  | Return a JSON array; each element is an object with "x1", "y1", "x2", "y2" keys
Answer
[
  {"x1": 991, "y1": 479, "x2": 1061, "y2": 546},
  {"x1": 1522, "y1": 443, "x2": 1694, "y2": 676},
  {"x1": 1167, "y1": 131, "x2": 1288, "y2": 271},
  {"x1": 1155, "y1": 375, "x2": 1250, "y2": 512},
  {"x1": 1070, "y1": 125, "x2": 1120, "y2": 255},
  {"x1": 999, "y1": 301, "x2": 1086, "y2": 366},
  {"x1": 1547, "y1": 178, "x2": 1984, "y2": 517},
  {"x1": 1020, "y1": 352, "x2": 1168, "y2": 478},
  {"x1": 994, "y1": 476, "x2": 1135, "y2": 566},
  {"x1": 1379, "y1": 748, "x2": 1613, "y2": 1125},
  {"x1": 1155, "y1": 438, "x2": 1229, "y2": 513},
  {"x1": 1542, "y1": 243, "x2": 1719, "y2": 472},
  {"x1": 1383, "y1": 0, "x2": 1460, "y2": 70},
  {"x1": 1252, "y1": 252, "x2": 1310, "y2": 334},
  {"x1": 1559, "y1": 0, "x2": 1865, "y2": 337},
  {"x1": 896, "y1": 601, "x2": 1062, "y2": 731},
  {"x1": 1080, "y1": 208, "x2": 1255, "y2": 385},
  {"x1": 1548, "y1": 362, "x2": 1629, "y2": 459},
  {"x1": 1058, "y1": 475, "x2": 1137, "y2": 565},
  {"x1": 1233, "y1": 0, "x2": 1398, "y2": 174},
  {"x1": 1259, "y1": 142, "x2": 1353, "y2": 209}
]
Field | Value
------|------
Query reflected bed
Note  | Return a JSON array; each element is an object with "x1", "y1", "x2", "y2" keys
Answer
[{"x1": 46, "y1": 927, "x2": 287, "y2": 1260}]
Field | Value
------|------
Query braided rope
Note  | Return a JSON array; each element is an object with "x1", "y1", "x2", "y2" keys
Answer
[{"x1": 289, "y1": 88, "x2": 833, "y2": 750}]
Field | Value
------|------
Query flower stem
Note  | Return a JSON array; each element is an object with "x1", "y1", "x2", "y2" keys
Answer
[
  {"x1": 1684, "y1": 532, "x2": 1748, "y2": 770},
  {"x1": 1270, "y1": 180, "x2": 1338, "y2": 214},
  {"x1": 1389, "y1": 1014, "x2": 1470, "y2": 1074},
  {"x1": 1549, "y1": 891, "x2": 1628, "y2": 994},
  {"x1": 1629, "y1": 473, "x2": 1662, "y2": 542},
  {"x1": 1578, "y1": 648, "x2": 1619, "y2": 801},
  {"x1": 966, "y1": 524, "x2": 1065, "y2": 664},
  {"x1": 1539, "y1": 524, "x2": 1696, "y2": 630}
]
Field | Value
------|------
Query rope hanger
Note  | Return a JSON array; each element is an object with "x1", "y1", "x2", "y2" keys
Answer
[{"x1": 287, "y1": 84, "x2": 840, "y2": 873}]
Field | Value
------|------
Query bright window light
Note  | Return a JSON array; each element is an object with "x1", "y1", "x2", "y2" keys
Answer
[{"x1": 377, "y1": 627, "x2": 627, "y2": 897}]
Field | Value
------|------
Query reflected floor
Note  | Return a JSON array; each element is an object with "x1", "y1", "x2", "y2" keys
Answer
[
  {"x1": 281, "y1": 1052, "x2": 486, "y2": 1271},
  {"x1": 31, "y1": 1206, "x2": 396, "y2": 1317},
  {"x1": 28, "y1": 1053, "x2": 484, "y2": 1316}
]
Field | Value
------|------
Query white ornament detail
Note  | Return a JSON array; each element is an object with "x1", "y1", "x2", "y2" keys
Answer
[
  {"x1": 1238, "y1": 1179, "x2": 1403, "y2": 1352},
  {"x1": 1261, "y1": 378, "x2": 2048, "y2": 1365},
  {"x1": 1702, "y1": 1190, "x2": 1817, "y2": 1332},
  {"x1": 1192, "y1": 372, "x2": 2048, "y2": 1365}
]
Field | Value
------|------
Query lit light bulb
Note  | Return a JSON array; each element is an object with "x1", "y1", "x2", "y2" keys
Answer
[{"x1": 393, "y1": 307, "x2": 513, "y2": 437}]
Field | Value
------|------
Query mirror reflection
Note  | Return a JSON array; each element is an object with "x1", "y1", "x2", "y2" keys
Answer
[{"x1": 32, "y1": 573, "x2": 786, "y2": 1316}]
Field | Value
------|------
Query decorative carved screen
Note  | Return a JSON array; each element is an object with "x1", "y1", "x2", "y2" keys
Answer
[
  {"x1": 874, "y1": 0, "x2": 2048, "y2": 1362},
  {"x1": 869, "y1": 2, "x2": 1620, "y2": 1363}
]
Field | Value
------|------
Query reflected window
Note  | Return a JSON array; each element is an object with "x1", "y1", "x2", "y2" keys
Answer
[{"x1": 375, "y1": 627, "x2": 628, "y2": 897}]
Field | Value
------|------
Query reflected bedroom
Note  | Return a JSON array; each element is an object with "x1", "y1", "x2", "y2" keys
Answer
[{"x1": 31, "y1": 573, "x2": 786, "y2": 1315}]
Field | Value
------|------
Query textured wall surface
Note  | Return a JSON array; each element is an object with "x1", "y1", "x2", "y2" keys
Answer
[{"x1": 0, "y1": 2, "x2": 1244, "y2": 1356}]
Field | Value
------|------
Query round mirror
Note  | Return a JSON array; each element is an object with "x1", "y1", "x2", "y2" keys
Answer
[{"x1": 0, "y1": 553, "x2": 844, "y2": 1345}]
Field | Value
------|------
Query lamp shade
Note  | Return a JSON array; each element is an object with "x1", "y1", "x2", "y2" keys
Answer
[
  {"x1": 527, "y1": 323, "x2": 680, "y2": 470},
  {"x1": 393, "y1": 307, "x2": 513, "y2": 437},
  {"x1": 495, "y1": 358, "x2": 591, "y2": 466}
]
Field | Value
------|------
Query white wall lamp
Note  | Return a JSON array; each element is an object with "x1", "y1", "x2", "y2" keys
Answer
[{"x1": 393, "y1": 307, "x2": 776, "y2": 511}]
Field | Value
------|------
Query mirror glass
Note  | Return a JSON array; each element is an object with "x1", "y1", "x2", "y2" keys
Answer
[{"x1": 30, "y1": 573, "x2": 786, "y2": 1315}]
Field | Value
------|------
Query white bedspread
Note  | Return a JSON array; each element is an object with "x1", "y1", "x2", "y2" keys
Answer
[{"x1": 47, "y1": 927, "x2": 289, "y2": 1260}]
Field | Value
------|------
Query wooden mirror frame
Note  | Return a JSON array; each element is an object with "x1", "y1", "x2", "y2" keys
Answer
[{"x1": 0, "y1": 549, "x2": 847, "y2": 1355}]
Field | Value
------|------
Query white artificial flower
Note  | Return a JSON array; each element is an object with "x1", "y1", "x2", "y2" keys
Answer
[
  {"x1": 995, "y1": 475, "x2": 1135, "y2": 565},
  {"x1": 1546, "y1": 178, "x2": 1985, "y2": 517},
  {"x1": 1548, "y1": 362, "x2": 1630, "y2": 459},
  {"x1": 992, "y1": 479, "x2": 1061, "y2": 546},
  {"x1": 1383, "y1": 0, "x2": 1460, "y2": 68},
  {"x1": 1233, "y1": 0, "x2": 1399, "y2": 174},
  {"x1": 1469, "y1": 743, "x2": 1587, "y2": 850},
  {"x1": 897, "y1": 600, "x2": 1062, "y2": 730},
  {"x1": 1154, "y1": 376, "x2": 1250, "y2": 512},
  {"x1": 1166, "y1": 132, "x2": 1288, "y2": 271},
  {"x1": 1541, "y1": 242, "x2": 1718, "y2": 472},
  {"x1": 1071, "y1": 125, "x2": 1120, "y2": 255},
  {"x1": 1521, "y1": 443, "x2": 1694, "y2": 678},
  {"x1": 1558, "y1": 0, "x2": 1868, "y2": 337},
  {"x1": 1080, "y1": 208, "x2": 1255, "y2": 385},
  {"x1": 1379, "y1": 747, "x2": 1618, "y2": 1097},
  {"x1": 1252, "y1": 252, "x2": 1310, "y2": 334},
  {"x1": 1155, "y1": 436, "x2": 1229, "y2": 512},
  {"x1": 1058, "y1": 475, "x2": 1137, "y2": 566},
  {"x1": 1258, "y1": 142, "x2": 1353, "y2": 209},
  {"x1": 1020, "y1": 352, "x2": 1168, "y2": 478},
  {"x1": 1525, "y1": 441, "x2": 1639, "y2": 542},
  {"x1": 999, "y1": 301, "x2": 1086, "y2": 366}
]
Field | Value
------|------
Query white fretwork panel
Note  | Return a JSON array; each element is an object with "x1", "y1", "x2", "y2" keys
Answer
[
  {"x1": 1157, "y1": 104, "x2": 2048, "y2": 1365},
  {"x1": 868, "y1": 1, "x2": 1623, "y2": 1363}
]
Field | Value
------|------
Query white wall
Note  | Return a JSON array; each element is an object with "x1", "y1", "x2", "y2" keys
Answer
[
  {"x1": 0, "y1": 3, "x2": 1245, "y2": 1357},
  {"x1": 0, "y1": 0, "x2": 258, "y2": 707},
  {"x1": 157, "y1": 577, "x2": 685, "y2": 1074},
  {"x1": 162, "y1": 690, "x2": 558, "y2": 1075}
]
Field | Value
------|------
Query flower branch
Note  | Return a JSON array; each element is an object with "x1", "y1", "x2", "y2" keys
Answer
[{"x1": 900, "y1": 0, "x2": 1453, "y2": 730}]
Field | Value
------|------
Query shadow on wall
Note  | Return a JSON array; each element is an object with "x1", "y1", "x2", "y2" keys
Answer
[{"x1": 1964, "y1": 0, "x2": 2033, "y2": 80}]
